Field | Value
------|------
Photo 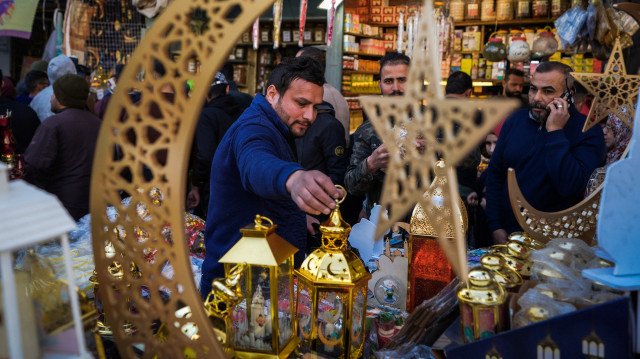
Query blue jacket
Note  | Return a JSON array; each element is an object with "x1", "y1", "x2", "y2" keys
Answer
[
  {"x1": 485, "y1": 107, "x2": 605, "y2": 234},
  {"x1": 200, "y1": 94, "x2": 304, "y2": 296}
]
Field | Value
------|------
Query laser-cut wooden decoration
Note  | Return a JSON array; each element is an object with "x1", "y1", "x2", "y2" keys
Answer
[
  {"x1": 89, "y1": 1, "x2": 275, "y2": 357},
  {"x1": 572, "y1": 37, "x2": 640, "y2": 132},
  {"x1": 508, "y1": 169, "x2": 600, "y2": 246},
  {"x1": 358, "y1": 0, "x2": 519, "y2": 280}
]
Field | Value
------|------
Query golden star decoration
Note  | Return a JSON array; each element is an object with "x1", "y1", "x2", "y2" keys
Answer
[
  {"x1": 358, "y1": 0, "x2": 519, "y2": 279},
  {"x1": 572, "y1": 37, "x2": 640, "y2": 132}
]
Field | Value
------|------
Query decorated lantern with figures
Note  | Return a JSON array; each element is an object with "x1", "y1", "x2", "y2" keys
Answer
[
  {"x1": 215, "y1": 214, "x2": 299, "y2": 358},
  {"x1": 295, "y1": 186, "x2": 372, "y2": 358}
]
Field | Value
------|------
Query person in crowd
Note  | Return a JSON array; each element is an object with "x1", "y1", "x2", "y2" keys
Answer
[
  {"x1": 485, "y1": 61, "x2": 605, "y2": 244},
  {"x1": 1, "y1": 76, "x2": 16, "y2": 100},
  {"x1": 0, "y1": 69, "x2": 41, "y2": 154},
  {"x1": 200, "y1": 57, "x2": 341, "y2": 296},
  {"x1": 24, "y1": 74, "x2": 101, "y2": 220},
  {"x1": 585, "y1": 114, "x2": 632, "y2": 195},
  {"x1": 296, "y1": 47, "x2": 349, "y2": 240},
  {"x1": 345, "y1": 52, "x2": 410, "y2": 218},
  {"x1": 220, "y1": 62, "x2": 253, "y2": 111},
  {"x1": 16, "y1": 70, "x2": 49, "y2": 105},
  {"x1": 494, "y1": 68, "x2": 527, "y2": 136},
  {"x1": 296, "y1": 46, "x2": 350, "y2": 145},
  {"x1": 94, "y1": 64, "x2": 124, "y2": 120},
  {"x1": 573, "y1": 82, "x2": 591, "y2": 117},
  {"x1": 30, "y1": 55, "x2": 77, "y2": 121},
  {"x1": 187, "y1": 72, "x2": 244, "y2": 217}
]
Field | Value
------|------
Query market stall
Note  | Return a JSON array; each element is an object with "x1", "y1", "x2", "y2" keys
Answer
[{"x1": 1, "y1": 0, "x2": 640, "y2": 358}]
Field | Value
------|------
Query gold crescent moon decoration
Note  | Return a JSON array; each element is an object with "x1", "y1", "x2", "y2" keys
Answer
[
  {"x1": 89, "y1": 1, "x2": 275, "y2": 357},
  {"x1": 507, "y1": 168, "x2": 600, "y2": 245}
]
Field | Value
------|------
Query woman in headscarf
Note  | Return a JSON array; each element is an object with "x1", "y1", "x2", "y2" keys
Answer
[{"x1": 585, "y1": 114, "x2": 632, "y2": 195}]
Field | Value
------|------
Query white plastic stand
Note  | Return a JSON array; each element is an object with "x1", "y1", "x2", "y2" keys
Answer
[{"x1": 0, "y1": 164, "x2": 90, "y2": 358}]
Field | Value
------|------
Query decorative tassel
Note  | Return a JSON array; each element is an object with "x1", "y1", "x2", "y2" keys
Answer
[
  {"x1": 326, "y1": 0, "x2": 336, "y2": 46},
  {"x1": 299, "y1": 0, "x2": 308, "y2": 47},
  {"x1": 252, "y1": 18, "x2": 259, "y2": 50},
  {"x1": 397, "y1": 11, "x2": 405, "y2": 53},
  {"x1": 273, "y1": 0, "x2": 283, "y2": 49}
]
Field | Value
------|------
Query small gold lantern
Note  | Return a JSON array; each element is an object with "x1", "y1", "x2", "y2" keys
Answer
[
  {"x1": 480, "y1": 254, "x2": 523, "y2": 291},
  {"x1": 491, "y1": 240, "x2": 533, "y2": 278},
  {"x1": 508, "y1": 231, "x2": 544, "y2": 250},
  {"x1": 457, "y1": 268, "x2": 507, "y2": 343},
  {"x1": 295, "y1": 187, "x2": 372, "y2": 358},
  {"x1": 217, "y1": 214, "x2": 299, "y2": 358}
]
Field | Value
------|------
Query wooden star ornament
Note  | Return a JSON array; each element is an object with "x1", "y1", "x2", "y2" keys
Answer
[
  {"x1": 572, "y1": 37, "x2": 640, "y2": 132},
  {"x1": 358, "y1": 0, "x2": 519, "y2": 280}
]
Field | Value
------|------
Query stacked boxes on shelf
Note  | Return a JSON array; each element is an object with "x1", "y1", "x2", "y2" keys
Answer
[{"x1": 342, "y1": 73, "x2": 380, "y2": 95}]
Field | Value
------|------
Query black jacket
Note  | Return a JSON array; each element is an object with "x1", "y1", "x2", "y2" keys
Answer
[
  {"x1": 192, "y1": 94, "x2": 244, "y2": 188},
  {"x1": 0, "y1": 97, "x2": 40, "y2": 154},
  {"x1": 295, "y1": 102, "x2": 348, "y2": 185}
]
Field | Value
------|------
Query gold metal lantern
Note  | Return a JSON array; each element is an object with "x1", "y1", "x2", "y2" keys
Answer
[
  {"x1": 216, "y1": 214, "x2": 299, "y2": 358},
  {"x1": 295, "y1": 187, "x2": 372, "y2": 358}
]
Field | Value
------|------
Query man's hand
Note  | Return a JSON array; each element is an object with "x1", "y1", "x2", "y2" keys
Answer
[
  {"x1": 286, "y1": 170, "x2": 341, "y2": 215},
  {"x1": 492, "y1": 229, "x2": 508, "y2": 244},
  {"x1": 187, "y1": 186, "x2": 200, "y2": 209},
  {"x1": 545, "y1": 97, "x2": 570, "y2": 132},
  {"x1": 306, "y1": 215, "x2": 320, "y2": 234},
  {"x1": 366, "y1": 144, "x2": 389, "y2": 173}
]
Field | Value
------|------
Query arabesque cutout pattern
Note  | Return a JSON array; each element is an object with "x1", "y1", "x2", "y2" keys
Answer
[{"x1": 90, "y1": 1, "x2": 275, "y2": 357}]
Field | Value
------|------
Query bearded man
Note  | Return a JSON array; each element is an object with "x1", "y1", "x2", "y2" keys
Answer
[{"x1": 485, "y1": 61, "x2": 605, "y2": 244}]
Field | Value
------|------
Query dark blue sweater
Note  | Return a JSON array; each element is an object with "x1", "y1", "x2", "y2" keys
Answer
[
  {"x1": 200, "y1": 95, "x2": 304, "y2": 296},
  {"x1": 485, "y1": 107, "x2": 605, "y2": 234}
]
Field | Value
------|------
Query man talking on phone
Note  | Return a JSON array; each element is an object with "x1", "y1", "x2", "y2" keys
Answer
[{"x1": 485, "y1": 61, "x2": 605, "y2": 244}]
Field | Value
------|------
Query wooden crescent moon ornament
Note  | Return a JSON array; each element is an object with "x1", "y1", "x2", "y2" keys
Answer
[
  {"x1": 508, "y1": 168, "x2": 600, "y2": 245},
  {"x1": 89, "y1": 1, "x2": 275, "y2": 357}
]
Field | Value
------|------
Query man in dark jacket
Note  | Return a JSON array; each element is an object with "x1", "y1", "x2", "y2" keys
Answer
[
  {"x1": 201, "y1": 57, "x2": 341, "y2": 296},
  {"x1": 485, "y1": 62, "x2": 605, "y2": 243},
  {"x1": 295, "y1": 101, "x2": 348, "y2": 248},
  {"x1": 0, "y1": 70, "x2": 41, "y2": 154},
  {"x1": 24, "y1": 74, "x2": 101, "y2": 220},
  {"x1": 187, "y1": 72, "x2": 244, "y2": 217}
]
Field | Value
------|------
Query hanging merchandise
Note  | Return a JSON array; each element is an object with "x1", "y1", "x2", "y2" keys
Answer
[
  {"x1": 554, "y1": 4, "x2": 588, "y2": 47},
  {"x1": 273, "y1": 0, "x2": 283, "y2": 49},
  {"x1": 531, "y1": 27, "x2": 559, "y2": 58},
  {"x1": 551, "y1": 0, "x2": 567, "y2": 17},
  {"x1": 299, "y1": 0, "x2": 308, "y2": 47},
  {"x1": 252, "y1": 18, "x2": 259, "y2": 50},
  {"x1": 64, "y1": 0, "x2": 96, "y2": 61},
  {"x1": 481, "y1": 0, "x2": 496, "y2": 21},
  {"x1": 508, "y1": 33, "x2": 530, "y2": 62},
  {"x1": 483, "y1": 34, "x2": 508, "y2": 62},
  {"x1": 406, "y1": 13, "x2": 415, "y2": 58},
  {"x1": 326, "y1": 0, "x2": 336, "y2": 46},
  {"x1": 0, "y1": 0, "x2": 39, "y2": 39},
  {"x1": 398, "y1": 11, "x2": 405, "y2": 53}
]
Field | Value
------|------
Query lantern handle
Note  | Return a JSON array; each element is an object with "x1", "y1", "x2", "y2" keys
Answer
[
  {"x1": 254, "y1": 214, "x2": 274, "y2": 230},
  {"x1": 335, "y1": 185, "x2": 346, "y2": 205}
]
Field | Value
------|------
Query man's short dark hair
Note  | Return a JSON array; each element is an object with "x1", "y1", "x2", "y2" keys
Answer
[
  {"x1": 297, "y1": 46, "x2": 326, "y2": 71},
  {"x1": 534, "y1": 61, "x2": 574, "y2": 90},
  {"x1": 379, "y1": 52, "x2": 410, "y2": 75},
  {"x1": 504, "y1": 68, "x2": 525, "y2": 82},
  {"x1": 266, "y1": 57, "x2": 325, "y2": 95},
  {"x1": 445, "y1": 71, "x2": 472, "y2": 95},
  {"x1": 24, "y1": 70, "x2": 49, "y2": 93}
]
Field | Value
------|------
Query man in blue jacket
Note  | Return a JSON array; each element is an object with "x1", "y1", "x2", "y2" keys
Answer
[
  {"x1": 201, "y1": 57, "x2": 341, "y2": 296},
  {"x1": 485, "y1": 61, "x2": 605, "y2": 244}
]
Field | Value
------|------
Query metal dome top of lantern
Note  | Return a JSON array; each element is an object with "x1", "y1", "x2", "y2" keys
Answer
[
  {"x1": 297, "y1": 186, "x2": 370, "y2": 285},
  {"x1": 409, "y1": 160, "x2": 468, "y2": 238}
]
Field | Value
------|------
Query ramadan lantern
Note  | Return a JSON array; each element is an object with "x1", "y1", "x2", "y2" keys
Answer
[
  {"x1": 215, "y1": 214, "x2": 299, "y2": 358},
  {"x1": 408, "y1": 160, "x2": 468, "y2": 311},
  {"x1": 457, "y1": 268, "x2": 507, "y2": 343},
  {"x1": 295, "y1": 186, "x2": 371, "y2": 358}
]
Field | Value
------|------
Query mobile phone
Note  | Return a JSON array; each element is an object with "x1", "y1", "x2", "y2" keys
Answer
[{"x1": 561, "y1": 89, "x2": 574, "y2": 105}]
